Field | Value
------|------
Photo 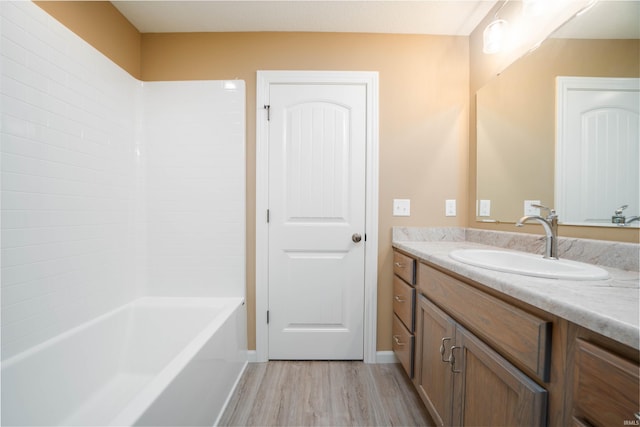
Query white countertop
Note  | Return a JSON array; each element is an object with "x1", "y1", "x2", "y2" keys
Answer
[{"x1": 393, "y1": 240, "x2": 640, "y2": 350}]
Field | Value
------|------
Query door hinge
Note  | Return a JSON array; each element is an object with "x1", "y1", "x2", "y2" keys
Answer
[
  {"x1": 264, "y1": 104, "x2": 270, "y2": 121},
  {"x1": 267, "y1": 310, "x2": 270, "y2": 324},
  {"x1": 267, "y1": 209, "x2": 270, "y2": 223}
]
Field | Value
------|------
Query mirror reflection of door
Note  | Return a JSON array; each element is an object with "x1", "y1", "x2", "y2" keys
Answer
[{"x1": 556, "y1": 77, "x2": 640, "y2": 226}]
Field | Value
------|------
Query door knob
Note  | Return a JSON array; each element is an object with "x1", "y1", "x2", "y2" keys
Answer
[{"x1": 352, "y1": 233, "x2": 362, "y2": 243}]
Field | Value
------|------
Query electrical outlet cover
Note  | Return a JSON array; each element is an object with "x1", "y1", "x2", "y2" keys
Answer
[
  {"x1": 524, "y1": 200, "x2": 541, "y2": 216},
  {"x1": 393, "y1": 199, "x2": 410, "y2": 216},
  {"x1": 479, "y1": 199, "x2": 491, "y2": 217},
  {"x1": 445, "y1": 199, "x2": 456, "y2": 217}
]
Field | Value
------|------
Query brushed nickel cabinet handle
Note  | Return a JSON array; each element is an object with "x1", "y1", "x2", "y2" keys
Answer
[
  {"x1": 394, "y1": 262, "x2": 404, "y2": 268},
  {"x1": 449, "y1": 346, "x2": 462, "y2": 373},
  {"x1": 439, "y1": 337, "x2": 452, "y2": 362},
  {"x1": 393, "y1": 335, "x2": 405, "y2": 346},
  {"x1": 394, "y1": 295, "x2": 405, "y2": 303}
]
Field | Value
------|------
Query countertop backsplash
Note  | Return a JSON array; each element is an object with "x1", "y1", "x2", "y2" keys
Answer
[{"x1": 393, "y1": 227, "x2": 639, "y2": 272}]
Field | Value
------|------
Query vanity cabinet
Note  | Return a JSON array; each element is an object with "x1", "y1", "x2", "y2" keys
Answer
[
  {"x1": 392, "y1": 250, "x2": 416, "y2": 378},
  {"x1": 393, "y1": 243, "x2": 639, "y2": 427},
  {"x1": 415, "y1": 294, "x2": 547, "y2": 426},
  {"x1": 415, "y1": 262, "x2": 549, "y2": 426},
  {"x1": 569, "y1": 337, "x2": 640, "y2": 427}
]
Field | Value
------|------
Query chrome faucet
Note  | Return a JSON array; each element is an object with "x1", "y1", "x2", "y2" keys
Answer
[
  {"x1": 516, "y1": 204, "x2": 558, "y2": 259},
  {"x1": 612, "y1": 204, "x2": 639, "y2": 226},
  {"x1": 625, "y1": 216, "x2": 640, "y2": 225}
]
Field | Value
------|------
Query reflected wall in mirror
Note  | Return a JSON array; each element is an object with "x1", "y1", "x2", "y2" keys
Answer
[{"x1": 476, "y1": 1, "x2": 640, "y2": 227}]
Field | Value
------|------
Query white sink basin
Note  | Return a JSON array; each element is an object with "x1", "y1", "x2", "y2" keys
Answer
[{"x1": 449, "y1": 249, "x2": 610, "y2": 281}]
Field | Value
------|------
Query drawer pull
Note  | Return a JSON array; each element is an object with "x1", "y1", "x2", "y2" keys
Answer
[
  {"x1": 394, "y1": 295, "x2": 405, "y2": 303},
  {"x1": 449, "y1": 346, "x2": 462, "y2": 373},
  {"x1": 393, "y1": 335, "x2": 405, "y2": 346},
  {"x1": 394, "y1": 262, "x2": 404, "y2": 268},
  {"x1": 439, "y1": 337, "x2": 452, "y2": 362}
]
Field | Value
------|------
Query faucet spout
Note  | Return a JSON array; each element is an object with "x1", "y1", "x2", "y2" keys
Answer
[
  {"x1": 625, "y1": 216, "x2": 640, "y2": 225},
  {"x1": 516, "y1": 211, "x2": 559, "y2": 259}
]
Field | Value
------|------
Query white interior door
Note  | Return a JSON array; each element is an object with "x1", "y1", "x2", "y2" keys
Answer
[
  {"x1": 556, "y1": 77, "x2": 639, "y2": 225},
  {"x1": 267, "y1": 83, "x2": 366, "y2": 360}
]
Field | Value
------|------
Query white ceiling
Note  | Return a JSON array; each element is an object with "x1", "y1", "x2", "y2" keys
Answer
[{"x1": 111, "y1": 1, "x2": 498, "y2": 35}]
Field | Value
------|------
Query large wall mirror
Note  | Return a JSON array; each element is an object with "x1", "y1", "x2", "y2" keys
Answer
[{"x1": 476, "y1": 1, "x2": 640, "y2": 227}]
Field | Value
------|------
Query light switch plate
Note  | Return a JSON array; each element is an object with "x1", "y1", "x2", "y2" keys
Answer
[
  {"x1": 393, "y1": 199, "x2": 410, "y2": 216},
  {"x1": 524, "y1": 200, "x2": 541, "y2": 216},
  {"x1": 479, "y1": 199, "x2": 491, "y2": 217},
  {"x1": 445, "y1": 199, "x2": 456, "y2": 217}
]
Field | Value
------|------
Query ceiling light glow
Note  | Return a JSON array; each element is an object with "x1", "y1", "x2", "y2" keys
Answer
[{"x1": 483, "y1": 19, "x2": 508, "y2": 54}]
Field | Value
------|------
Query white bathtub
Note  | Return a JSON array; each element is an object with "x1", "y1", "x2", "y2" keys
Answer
[{"x1": 1, "y1": 297, "x2": 247, "y2": 426}]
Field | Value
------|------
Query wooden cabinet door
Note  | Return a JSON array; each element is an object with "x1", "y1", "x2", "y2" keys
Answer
[
  {"x1": 572, "y1": 339, "x2": 640, "y2": 427},
  {"x1": 452, "y1": 326, "x2": 548, "y2": 427},
  {"x1": 415, "y1": 295, "x2": 456, "y2": 427}
]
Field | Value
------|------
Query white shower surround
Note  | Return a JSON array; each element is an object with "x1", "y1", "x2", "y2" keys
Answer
[{"x1": 1, "y1": 2, "x2": 247, "y2": 425}]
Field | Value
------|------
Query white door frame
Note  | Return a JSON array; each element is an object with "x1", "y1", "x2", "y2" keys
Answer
[{"x1": 255, "y1": 70, "x2": 379, "y2": 363}]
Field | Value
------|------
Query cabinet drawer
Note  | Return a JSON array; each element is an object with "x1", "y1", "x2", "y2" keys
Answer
[
  {"x1": 573, "y1": 339, "x2": 640, "y2": 427},
  {"x1": 393, "y1": 276, "x2": 415, "y2": 332},
  {"x1": 418, "y1": 263, "x2": 551, "y2": 381},
  {"x1": 393, "y1": 314, "x2": 414, "y2": 378},
  {"x1": 393, "y1": 251, "x2": 415, "y2": 285}
]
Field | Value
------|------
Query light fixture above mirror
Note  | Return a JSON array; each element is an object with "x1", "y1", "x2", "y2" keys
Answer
[{"x1": 483, "y1": 18, "x2": 508, "y2": 53}]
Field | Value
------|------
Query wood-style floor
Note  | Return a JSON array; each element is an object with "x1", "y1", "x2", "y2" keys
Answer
[{"x1": 218, "y1": 361, "x2": 434, "y2": 426}]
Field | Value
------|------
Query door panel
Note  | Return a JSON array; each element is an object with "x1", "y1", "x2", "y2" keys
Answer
[{"x1": 268, "y1": 83, "x2": 366, "y2": 360}]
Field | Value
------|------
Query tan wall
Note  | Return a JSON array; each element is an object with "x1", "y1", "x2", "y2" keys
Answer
[
  {"x1": 31, "y1": 1, "x2": 471, "y2": 352},
  {"x1": 141, "y1": 32, "x2": 470, "y2": 351},
  {"x1": 34, "y1": 1, "x2": 141, "y2": 79},
  {"x1": 469, "y1": 5, "x2": 640, "y2": 244}
]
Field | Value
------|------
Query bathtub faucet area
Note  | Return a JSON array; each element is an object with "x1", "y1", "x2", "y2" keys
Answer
[{"x1": 516, "y1": 204, "x2": 559, "y2": 259}]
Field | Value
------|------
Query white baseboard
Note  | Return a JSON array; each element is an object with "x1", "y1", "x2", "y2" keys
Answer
[
  {"x1": 375, "y1": 351, "x2": 398, "y2": 364},
  {"x1": 245, "y1": 350, "x2": 397, "y2": 364}
]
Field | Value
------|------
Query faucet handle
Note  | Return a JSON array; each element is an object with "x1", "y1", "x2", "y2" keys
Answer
[
  {"x1": 531, "y1": 204, "x2": 556, "y2": 217},
  {"x1": 614, "y1": 204, "x2": 628, "y2": 215}
]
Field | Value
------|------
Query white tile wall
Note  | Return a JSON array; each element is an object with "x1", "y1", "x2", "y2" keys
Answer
[
  {"x1": 1, "y1": 2, "x2": 246, "y2": 360},
  {"x1": 143, "y1": 81, "x2": 245, "y2": 297},
  {"x1": 1, "y1": 1, "x2": 141, "y2": 359}
]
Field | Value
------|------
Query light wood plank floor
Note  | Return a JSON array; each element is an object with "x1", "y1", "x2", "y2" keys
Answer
[{"x1": 218, "y1": 361, "x2": 434, "y2": 426}]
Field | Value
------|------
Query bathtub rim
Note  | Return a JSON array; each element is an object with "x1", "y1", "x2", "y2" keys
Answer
[{"x1": 1, "y1": 297, "x2": 244, "y2": 370}]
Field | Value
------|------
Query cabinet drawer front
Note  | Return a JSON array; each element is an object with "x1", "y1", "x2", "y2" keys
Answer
[
  {"x1": 392, "y1": 314, "x2": 414, "y2": 378},
  {"x1": 393, "y1": 276, "x2": 415, "y2": 332},
  {"x1": 393, "y1": 251, "x2": 415, "y2": 285},
  {"x1": 418, "y1": 263, "x2": 551, "y2": 381},
  {"x1": 573, "y1": 339, "x2": 640, "y2": 427}
]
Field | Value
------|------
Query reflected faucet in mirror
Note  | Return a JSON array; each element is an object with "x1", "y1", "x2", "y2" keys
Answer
[
  {"x1": 611, "y1": 204, "x2": 640, "y2": 226},
  {"x1": 516, "y1": 204, "x2": 558, "y2": 259}
]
